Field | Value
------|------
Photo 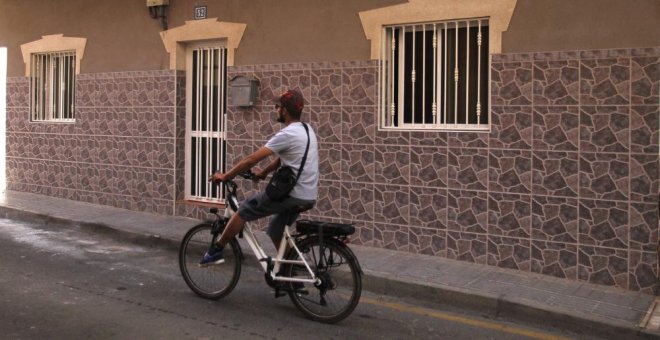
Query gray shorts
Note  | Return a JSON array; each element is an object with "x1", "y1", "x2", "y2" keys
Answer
[{"x1": 237, "y1": 192, "x2": 316, "y2": 242}]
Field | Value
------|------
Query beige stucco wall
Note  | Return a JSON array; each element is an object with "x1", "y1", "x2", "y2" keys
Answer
[
  {"x1": 503, "y1": 0, "x2": 660, "y2": 53},
  {"x1": 166, "y1": 0, "x2": 406, "y2": 67},
  {"x1": 0, "y1": 0, "x2": 658, "y2": 77},
  {"x1": 0, "y1": 0, "x2": 168, "y2": 77}
]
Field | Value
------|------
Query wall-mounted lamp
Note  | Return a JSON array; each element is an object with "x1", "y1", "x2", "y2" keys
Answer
[{"x1": 147, "y1": 0, "x2": 169, "y2": 30}]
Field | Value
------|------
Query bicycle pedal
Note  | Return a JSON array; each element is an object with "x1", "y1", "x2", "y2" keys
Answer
[{"x1": 274, "y1": 289, "x2": 287, "y2": 298}]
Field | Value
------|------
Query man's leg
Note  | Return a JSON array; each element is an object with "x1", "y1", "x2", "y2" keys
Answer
[
  {"x1": 269, "y1": 211, "x2": 307, "y2": 291},
  {"x1": 269, "y1": 234, "x2": 281, "y2": 250},
  {"x1": 218, "y1": 212, "x2": 245, "y2": 246},
  {"x1": 267, "y1": 211, "x2": 299, "y2": 249},
  {"x1": 200, "y1": 203, "x2": 248, "y2": 266},
  {"x1": 201, "y1": 193, "x2": 314, "y2": 266}
]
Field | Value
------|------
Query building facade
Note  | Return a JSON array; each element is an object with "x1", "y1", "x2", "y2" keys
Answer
[{"x1": 1, "y1": 0, "x2": 658, "y2": 294}]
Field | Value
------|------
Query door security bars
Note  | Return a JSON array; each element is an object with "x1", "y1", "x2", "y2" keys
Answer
[{"x1": 188, "y1": 47, "x2": 227, "y2": 202}]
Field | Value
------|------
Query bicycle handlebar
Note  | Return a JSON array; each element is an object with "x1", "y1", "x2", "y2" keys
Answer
[
  {"x1": 210, "y1": 170, "x2": 255, "y2": 184},
  {"x1": 211, "y1": 170, "x2": 257, "y2": 198}
]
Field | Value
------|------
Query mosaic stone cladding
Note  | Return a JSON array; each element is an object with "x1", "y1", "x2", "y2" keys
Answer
[
  {"x1": 6, "y1": 47, "x2": 659, "y2": 294},
  {"x1": 6, "y1": 70, "x2": 181, "y2": 216}
]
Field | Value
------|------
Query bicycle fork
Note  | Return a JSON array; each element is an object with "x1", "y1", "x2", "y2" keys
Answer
[{"x1": 207, "y1": 216, "x2": 227, "y2": 252}]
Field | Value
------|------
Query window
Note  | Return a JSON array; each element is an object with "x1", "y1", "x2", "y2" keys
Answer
[
  {"x1": 185, "y1": 45, "x2": 227, "y2": 202},
  {"x1": 381, "y1": 18, "x2": 489, "y2": 130},
  {"x1": 30, "y1": 51, "x2": 76, "y2": 122}
]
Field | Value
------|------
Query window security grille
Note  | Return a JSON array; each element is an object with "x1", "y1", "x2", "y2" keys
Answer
[
  {"x1": 381, "y1": 19, "x2": 489, "y2": 130},
  {"x1": 30, "y1": 51, "x2": 76, "y2": 122},
  {"x1": 187, "y1": 47, "x2": 227, "y2": 202}
]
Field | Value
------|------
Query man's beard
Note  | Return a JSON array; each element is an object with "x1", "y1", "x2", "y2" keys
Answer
[{"x1": 276, "y1": 114, "x2": 285, "y2": 123}]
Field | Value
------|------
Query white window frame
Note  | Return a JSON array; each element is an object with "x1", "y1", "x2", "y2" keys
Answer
[
  {"x1": 184, "y1": 41, "x2": 228, "y2": 203},
  {"x1": 29, "y1": 51, "x2": 76, "y2": 123},
  {"x1": 379, "y1": 18, "x2": 490, "y2": 132}
]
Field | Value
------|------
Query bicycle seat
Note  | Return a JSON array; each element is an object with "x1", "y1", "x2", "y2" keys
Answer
[{"x1": 288, "y1": 203, "x2": 315, "y2": 214}]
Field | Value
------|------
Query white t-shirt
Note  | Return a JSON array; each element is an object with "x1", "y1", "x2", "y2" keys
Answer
[{"x1": 264, "y1": 122, "x2": 319, "y2": 200}]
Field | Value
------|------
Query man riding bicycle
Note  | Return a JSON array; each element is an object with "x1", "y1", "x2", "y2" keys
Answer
[{"x1": 201, "y1": 89, "x2": 319, "y2": 266}]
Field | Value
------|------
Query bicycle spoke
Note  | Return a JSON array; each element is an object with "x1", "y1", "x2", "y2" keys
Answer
[{"x1": 179, "y1": 223, "x2": 241, "y2": 300}]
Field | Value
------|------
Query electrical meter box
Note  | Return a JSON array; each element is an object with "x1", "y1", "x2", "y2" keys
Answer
[{"x1": 229, "y1": 76, "x2": 259, "y2": 107}]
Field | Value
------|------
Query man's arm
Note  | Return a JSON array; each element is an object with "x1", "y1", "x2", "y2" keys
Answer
[
  {"x1": 211, "y1": 146, "x2": 274, "y2": 182},
  {"x1": 255, "y1": 157, "x2": 280, "y2": 180}
]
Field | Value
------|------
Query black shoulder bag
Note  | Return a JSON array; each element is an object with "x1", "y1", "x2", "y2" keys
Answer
[{"x1": 265, "y1": 123, "x2": 310, "y2": 201}]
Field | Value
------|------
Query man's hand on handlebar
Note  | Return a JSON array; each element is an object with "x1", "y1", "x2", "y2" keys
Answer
[
  {"x1": 209, "y1": 171, "x2": 230, "y2": 184},
  {"x1": 209, "y1": 170, "x2": 258, "y2": 184}
]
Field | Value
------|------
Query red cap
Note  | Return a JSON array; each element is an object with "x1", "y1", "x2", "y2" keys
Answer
[{"x1": 277, "y1": 89, "x2": 304, "y2": 116}]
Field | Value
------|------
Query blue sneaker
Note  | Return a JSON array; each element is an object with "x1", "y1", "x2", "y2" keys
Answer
[{"x1": 199, "y1": 244, "x2": 224, "y2": 267}]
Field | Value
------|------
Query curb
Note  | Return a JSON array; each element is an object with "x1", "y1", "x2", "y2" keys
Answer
[
  {"x1": 363, "y1": 272, "x2": 659, "y2": 339},
  {"x1": 1, "y1": 204, "x2": 658, "y2": 339}
]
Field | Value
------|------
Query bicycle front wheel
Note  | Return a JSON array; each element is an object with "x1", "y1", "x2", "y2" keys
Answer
[
  {"x1": 284, "y1": 236, "x2": 362, "y2": 323},
  {"x1": 179, "y1": 223, "x2": 241, "y2": 300}
]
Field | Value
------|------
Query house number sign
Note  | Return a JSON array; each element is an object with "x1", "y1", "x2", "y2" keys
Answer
[{"x1": 194, "y1": 6, "x2": 207, "y2": 20}]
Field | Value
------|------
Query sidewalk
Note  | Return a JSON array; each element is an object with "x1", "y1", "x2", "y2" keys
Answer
[{"x1": 0, "y1": 190, "x2": 657, "y2": 339}]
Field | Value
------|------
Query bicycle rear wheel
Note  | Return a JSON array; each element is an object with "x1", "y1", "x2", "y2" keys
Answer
[
  {"x1": 179, "y1": 222, "x2": 241, "y2": 300},
  {"x1": 284, "y1": 236, "x2": 362, "y2": 323}
]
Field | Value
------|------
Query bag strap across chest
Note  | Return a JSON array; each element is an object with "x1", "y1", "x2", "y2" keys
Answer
[{"x1": 292, "y1": 123, "x2": 310, "y2": 186}]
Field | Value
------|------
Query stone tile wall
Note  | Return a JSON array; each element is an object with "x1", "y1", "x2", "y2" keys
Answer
[
  {"x1": 5, "y1": 47, "x2": 658, "y2": 293},
  {"x1": 225, "y1": 48, "x2": 658, "y2": 294},
  {"x1": 5, "y1": 70, "x2": 180, "y2": 215},
  {"x1": 489, "y1": 48, "x2": 659, "y2": 294}
]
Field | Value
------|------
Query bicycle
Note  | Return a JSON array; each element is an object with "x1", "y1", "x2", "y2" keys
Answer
[{"x1": 178, "y1": 171, "x2": 362, "y2": 323}]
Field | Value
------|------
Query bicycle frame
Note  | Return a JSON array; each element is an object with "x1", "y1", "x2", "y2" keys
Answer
[
  {"x1": 181, "y1": 175, "x2": 362, "y2": 323},
  {"x1": 223, "y1": 205, "x2": 320, "y2": 286}
]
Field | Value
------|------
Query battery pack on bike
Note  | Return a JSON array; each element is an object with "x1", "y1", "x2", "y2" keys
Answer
[{"x1": 295, "y1": 220, "x2": 355, "y2": 236}]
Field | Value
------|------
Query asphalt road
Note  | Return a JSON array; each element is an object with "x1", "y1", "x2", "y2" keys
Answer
[{"x1": 0, "y1": 218, "x2": 583, "y2": 339}]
